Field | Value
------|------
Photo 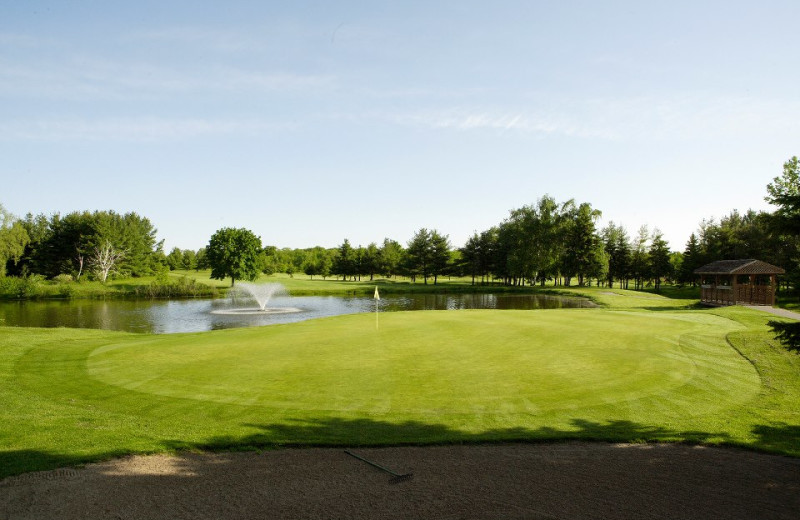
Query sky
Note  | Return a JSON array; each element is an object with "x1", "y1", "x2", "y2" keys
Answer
[{"x1": 1, "y1": 1, "x2": 799, "y2": 252}]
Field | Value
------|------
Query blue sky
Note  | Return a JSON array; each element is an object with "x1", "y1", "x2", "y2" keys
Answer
[{"x1": 2, "y1": 1, "x2": 798, "y2": 251}]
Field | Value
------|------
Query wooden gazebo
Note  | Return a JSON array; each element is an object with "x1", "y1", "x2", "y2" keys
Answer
[{"x1": 694, "y1": 259, "x2": 784, "y2": 307}]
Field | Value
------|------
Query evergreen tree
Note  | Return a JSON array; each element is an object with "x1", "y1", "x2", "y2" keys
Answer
[
  {"x1": 648, "y1": 229, "x2": 671, "y2": 291},
  {"x1": 631, "y1": 225, "x2": 650, "y2": 290},
  {"x1": 602, "y1": 222, "x2": 632, "y2": 289},
  {"x1": 460, "y1": 232, "x2": 481, "y2": 285},
  {"x1": 429, "y1": 230, "x2": 451, "y2": 285},
  {"x1": 406, "y1": 228, "x2": 434, "y2": 284},
  {"x1": 679, "y1": 233, "x2": 702, "y2": 285},
  {"x1": 333, "y1": 239, "x2": 355, "y2": 280}
]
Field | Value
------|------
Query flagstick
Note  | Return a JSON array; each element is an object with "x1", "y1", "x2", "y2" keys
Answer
[{"x1": 374, "y1": 286, "x2": 380, "y2": 331}]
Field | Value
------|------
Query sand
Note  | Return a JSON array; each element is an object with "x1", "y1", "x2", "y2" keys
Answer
[{"x1": 2, "y1": 443, "x2": 798, "y2": 519}]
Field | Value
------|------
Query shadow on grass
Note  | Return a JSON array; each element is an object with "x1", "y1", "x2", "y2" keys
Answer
[
  {"x1": 641, "y1": 304, "x2": 705, "y2": 312},
  {"x1": 161, "y1": 417, "x2": 745, "y2": 455},
  {"x1": 3, "y1": 417, "x2": 798, "y2": 480},
  {"x1": 4, "y1": 426, "x2": 800, "y2": 520},
  {"x1": 750, "y1": 422, "x2": 800, "y2": 453}
]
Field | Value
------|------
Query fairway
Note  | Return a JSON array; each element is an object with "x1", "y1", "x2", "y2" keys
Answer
[{"x1": 7, "y1": 301, "x2": 800, "y2": 480}]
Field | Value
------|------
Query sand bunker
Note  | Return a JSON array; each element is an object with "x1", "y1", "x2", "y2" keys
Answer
[{"x1": 2, "y1": 443, "x2": 798, "y2": 519}]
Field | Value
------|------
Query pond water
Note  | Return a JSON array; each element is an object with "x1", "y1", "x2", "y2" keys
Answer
[{"x1": 0, "y1": 293, "x2": 594, "y2": 334}]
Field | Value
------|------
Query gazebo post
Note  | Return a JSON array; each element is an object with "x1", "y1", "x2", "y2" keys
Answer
[{"x1": 771, "y1": 274, "x2": 776, "y2": 306}]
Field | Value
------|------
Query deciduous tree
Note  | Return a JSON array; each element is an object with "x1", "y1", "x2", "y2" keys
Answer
[
  {"x1": 206, "y1": 227, "x2": 262, "y2": 286},
  {"x1": 90, "y1": 240, "x2": 126, "y2": 283},
  {"x1": 766, "y1": 156, "x2": 800, "y2": 234},
  {"x1": 0, "y1": 204, "x2": 30, "y2": 277}
]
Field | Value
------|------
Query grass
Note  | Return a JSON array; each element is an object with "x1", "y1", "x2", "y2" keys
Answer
[
  {"x1": 0, "y1": 271, "x2": 221, "y2": 300},
  {"x1": 1, "y1": 288, "x2": 799, "y2": 478},
  {"x1": 0, "y1": 270, "x2": 554, "y2": 300}
]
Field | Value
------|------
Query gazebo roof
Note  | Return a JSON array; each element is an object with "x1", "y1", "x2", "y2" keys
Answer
[{"x1": 693, "y1": 259, "x2": 785, "y2": 275}]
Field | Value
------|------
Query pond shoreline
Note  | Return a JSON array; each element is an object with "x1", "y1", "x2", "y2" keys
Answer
[
  {"x1": 0, "y1": 292, "x2": 596, "y2": 334},
  {"x1": 0, "y1": 276, "x2": 600, "y2": 302}
]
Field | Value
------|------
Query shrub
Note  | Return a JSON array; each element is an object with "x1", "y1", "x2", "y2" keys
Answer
[
  {"x1": 0, "y1": 275, "x2": 44, "y2": 299},
  {"x1": 57, "y1": 283, "x2": 74, "y2": 298},
  {"x1": 53, "y1": 274, "x2": 74, "y2": 283},
  {"x1": 134, "y1": 275, "x2": 218, "y2": 299}
]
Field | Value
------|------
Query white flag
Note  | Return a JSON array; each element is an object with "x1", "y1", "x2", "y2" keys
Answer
[{"x1": 374, "y1": 286, "x2": 380, "y2": 300}]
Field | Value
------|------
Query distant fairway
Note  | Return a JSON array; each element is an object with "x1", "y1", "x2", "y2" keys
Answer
[{"x1": 2, "y1": 304, "x2": 798, "y2": 478}]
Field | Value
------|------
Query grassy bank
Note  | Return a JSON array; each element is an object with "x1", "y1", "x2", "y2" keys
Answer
[
  {"x1": 0, "y1": 271, "x2": 221, "y2": 300},
  {"x1": 0, "y1": 269, "x2": 699, "y2": 300},
  {"x1": 1, "y1": 291, "x2": 798, "y2": 478}
]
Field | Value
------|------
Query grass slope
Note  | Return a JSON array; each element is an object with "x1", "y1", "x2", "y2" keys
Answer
[{"x1": 2, "y1": 295, "x2": 799, "y2": 478}]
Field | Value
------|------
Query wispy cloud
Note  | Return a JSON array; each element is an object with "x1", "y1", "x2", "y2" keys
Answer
[
  {"x1": 0, "y1": 55, "x2": 333, "y2": 101},
  {"x1": 124, "y1": 26, "x2": 266, "y2": 52},
  {"x1": 380, "y1": 94, "x2": 800, "y2": 141},
  {"x1": 0, "y1": 117, "x2": 296, "y2": 142},
  {"x1": 386, "y1": 108, "x2": 621, "y2": 139}
]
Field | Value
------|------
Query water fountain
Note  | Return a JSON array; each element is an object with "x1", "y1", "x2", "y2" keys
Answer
[{"x1": 210, "y1": 282, "x2": 302, "y2": 315}]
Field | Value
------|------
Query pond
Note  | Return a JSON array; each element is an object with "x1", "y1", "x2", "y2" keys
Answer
[{"x1": 0, "y1": 293, "x2": 594, "y2": 334}]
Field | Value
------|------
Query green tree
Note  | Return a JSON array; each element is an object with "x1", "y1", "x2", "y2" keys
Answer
[
  {"x1": 562, "y1": 201, "x2": 602, "y2": 286},
  {"x1": 429, "y1": 230, "x2": 451, "y2": 285},
  {"x1": 631, "y1": 225, "x2": 650, "y2": 290},
  {"x1": 16, "y1": 210, "x2": 157, "y2": 279},
  {"x1": 496, "y1": 196, "x2": 564, "y2": 287},
  {"x1": 765, "y1": 156, "x2": 800, "y2": 296},
  {"x1": 460, "y1": 232, "x2": 481, "y2": 285},
  {"x1": 766, "y1": 156, "x2": 800, "y2": 234},
  {"x1": 181, "y1": 249, "x2": 197, "y2": 270},
  {"x1": 333, "y1": 239, "x2": 356, "y2": 280},
  {"x1": 406, "y1": 228, "x2": 434, "y2": 284},
  {"x1": 478, "y1": 228, "x2": 499, "y2": 284},
  {"x1": 602, "y1": 222, "x2": 631, "y2": 289},
  {"x1": 679, "y1": 233, "x2": 702, "y2": 286},
  {"x1": 303, "y1": 247, "x2": 332, "y2": 280},
  {"x1": 166, "y1": 247, "x2": 184, "y2": 271},
  {"x1": 669, "y1": 251, "x2": 683, "y2": 285},
  {"x1": 648, "y1": 229, "x2": 671, "y2": 292},
  {"x1": 378, "y1": 238, "x2": 404, "y2": 278},
  {"x1": 206, "y1": 227, "x2": 262, "y2": 286},
  {"x1": 362, "y1": 242, "x2": 380, "y2": 281},
  {"x1": 195, "y1": 247, "x2": 208, "y2": 270},
  {"x1": 0, "y1": 204, "x2": 30, "y2": 277}
]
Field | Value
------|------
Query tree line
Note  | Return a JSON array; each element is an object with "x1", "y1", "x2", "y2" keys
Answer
[{"x1": 1, "y1": 156, "x2": 797, "y2": 293}]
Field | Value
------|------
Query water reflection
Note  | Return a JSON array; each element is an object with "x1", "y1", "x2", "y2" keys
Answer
[{"x1": 0, "y1": 293, "x2": 593, "y2": 334}]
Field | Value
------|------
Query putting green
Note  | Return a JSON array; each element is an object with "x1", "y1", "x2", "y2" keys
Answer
[
  {"x1": 85, "y1": 310, "x2": 758, "y2": 419},
  {"x1": 10, "y1": 304, "x2": 800, "y2": 480}
]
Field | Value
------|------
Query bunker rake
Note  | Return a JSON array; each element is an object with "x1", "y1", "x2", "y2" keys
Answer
[{"x1": 344, "y1": 450, "x2": 414, "y2": 483}]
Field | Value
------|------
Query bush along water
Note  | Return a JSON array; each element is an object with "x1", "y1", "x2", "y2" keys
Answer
[
  {"x1": 0, "y1": 274, "x2": 45, "y2": 299},
  {"x1": 0, "y1": 273, "x2": 217, "y2": 300},
  {"x1": 136, "y1": 275, "x2": 218, "y2": 299}
]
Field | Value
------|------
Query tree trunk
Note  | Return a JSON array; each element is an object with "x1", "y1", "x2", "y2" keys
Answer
[{"x1": 76, "y1": 253, "x2": 84, "y2": 281}]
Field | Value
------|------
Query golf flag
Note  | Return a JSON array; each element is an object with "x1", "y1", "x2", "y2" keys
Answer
[{"x1": 374, "y1": 286, "x2": 380, "y2": 300}]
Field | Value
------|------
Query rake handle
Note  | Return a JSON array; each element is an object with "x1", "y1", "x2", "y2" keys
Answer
[{"x1": 344, "y1": 449, "x2": 409, "y2": 478}]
